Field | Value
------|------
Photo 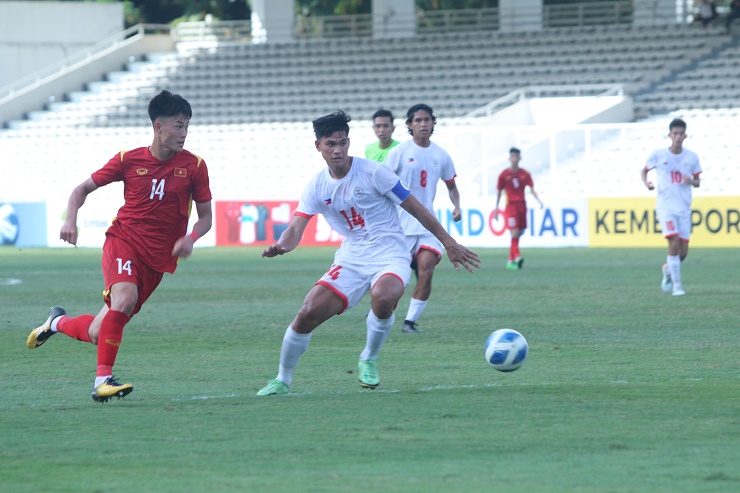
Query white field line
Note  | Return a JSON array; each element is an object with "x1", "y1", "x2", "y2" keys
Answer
[{"x1": 0, "y1": 379, "x2": 710, "y2": 409}]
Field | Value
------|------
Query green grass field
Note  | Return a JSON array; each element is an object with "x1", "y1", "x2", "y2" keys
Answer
[{"x1": 1, "y1": 246, "x2": 738, "y2": 493}]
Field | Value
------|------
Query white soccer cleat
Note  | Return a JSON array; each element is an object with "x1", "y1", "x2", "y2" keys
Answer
[
  {"x1": 672, "y1": 289, "x2": 686, "y2": 297},
  {"x1": 661, "y1": 263, "x2": 672, "y2": 293}
]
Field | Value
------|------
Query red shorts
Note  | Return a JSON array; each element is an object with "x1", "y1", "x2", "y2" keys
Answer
[
  {"x1": 101, "y1": 235, "x2": 163, "y2": 315},
  {"x1": 505, "y1": 202, "x2": 528, "y2": 230}
]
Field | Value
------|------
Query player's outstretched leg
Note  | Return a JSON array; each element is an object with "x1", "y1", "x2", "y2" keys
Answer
[
  {"x1": 26, "y1": 306, "x2": 66, "y2": 349},
  {"x1": 92, "y1": 376, "x2": 133, "y2": 403}
]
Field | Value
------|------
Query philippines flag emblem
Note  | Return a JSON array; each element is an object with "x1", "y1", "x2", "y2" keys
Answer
[
  {"x1": 408, "y1": 158, "x2": 415, "y2": 163},
  {"x1": 324, "y1": 198, "x2": 332, "y2": 205}
]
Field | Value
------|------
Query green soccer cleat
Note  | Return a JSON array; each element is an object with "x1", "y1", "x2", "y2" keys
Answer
[
  {"x1": 256, "y1": 379, "x2": 290, "y2": 396},
  {"x1": 358, "y1": 359, "x2": 380, "y2": 389},
  {"x1": 26, "y1": 306, "x2": 66, "y2": 349},
  {"x1": 92, "y1": 376, "x2": 133, "y2": 403},
  {"x1": 505, "y1": 261, "x2": 519, "y2": 270}
]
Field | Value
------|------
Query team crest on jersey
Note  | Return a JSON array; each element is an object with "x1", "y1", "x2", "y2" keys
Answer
[
  {"x1": 174, "y1": 168, "x2": 188, "y2": 177},
  {"x1": 354, "y1": 187, "x2": 364, "y2": 197},
  {"x1": 136, "y1": 168, "x2": 148, "y2": 175},
  {"x1": 324, "y1": 198, "x2": 332, "y2": 205},
  {"x1": 408, "y1": 158, "x2": 415, "y2": 163}
]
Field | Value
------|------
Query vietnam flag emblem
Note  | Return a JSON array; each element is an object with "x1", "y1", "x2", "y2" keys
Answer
[{"x1": 174, "y1": 168, "x2": 187, "y2": 178}]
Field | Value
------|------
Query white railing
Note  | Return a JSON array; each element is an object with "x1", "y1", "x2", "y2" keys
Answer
[
  {"x1": 416, "y1": 8, "x2": 499, "y2": 34},
  {"x1": 294, "y1": 1, "x2": 640, "y2": 39},
  {"x1": 543, "y1": 1, "x2": 633, "y2": 28},
  {"x1": 0, "y1": 24, "x2": 170, "y2": 104},
  {"x1": 295, "y1": 13, "x2": 373, "y2": 39},
  {"x1": 173, "y1": 20, "x2": 252, "y2": 43},
  {"x1": 466, "y1": 84, "x2": 625, "y2": 118}
]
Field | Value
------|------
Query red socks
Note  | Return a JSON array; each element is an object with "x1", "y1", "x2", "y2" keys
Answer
[
  {"x1": 56, "y1": 315, "x2": 94, "y2": 343},
  {"x1": 96, "y1": 310, "x2": 130, "y2": 377},
  {"x1": 510, "y1": 237, "x2": 520, "y2": 261}
]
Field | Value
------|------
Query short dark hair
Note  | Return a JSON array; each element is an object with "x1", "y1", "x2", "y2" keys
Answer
[
  {"x1": 147, "y1": 90, "x2": 192, "y2": 124},
  {"x1": 669, "y1": 118, "x2": 687, "y2": 131},
  {"x1": 406, "y1": 103, "x2": 436, "y2": 136},
  {"x1": 372, "y1": 109, "x2": 394, "y2": 121},
  {"x1": 509, "y1": 147, "x2": 521, "y2": 155},
  {"x1": 312, "y1": 110, "x2": 351, "y2": 140}
]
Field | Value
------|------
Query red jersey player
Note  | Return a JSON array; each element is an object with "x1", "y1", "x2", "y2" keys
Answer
[
  {"x1": 494, "y1": 147, "x2": 542, "y2": 270},
  {"x1": 26, "y1": 90, "x2": 213, "y2": 403}
]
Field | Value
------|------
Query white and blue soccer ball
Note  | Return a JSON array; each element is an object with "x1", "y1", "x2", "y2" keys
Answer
[
  {"x1": 485, "y1": 328, "x2": 528, "y2": 372},
  {"x1": 0, "y1": 204, "x2": 19, "y2": 245}
]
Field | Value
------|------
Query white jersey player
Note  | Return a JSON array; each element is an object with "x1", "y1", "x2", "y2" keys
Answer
[
  {"x1": 641, "y1": 118, "x2": 702, "y2": 296},
  {"x1": 296, "y1": 157, "x2": 412, "y2": 311},
  {"x1": 384, "y1": 104, "x2": 462, "y2": 334},
  {"x1": 257, "y1": 111, "x2": 479, "y2": 396}
]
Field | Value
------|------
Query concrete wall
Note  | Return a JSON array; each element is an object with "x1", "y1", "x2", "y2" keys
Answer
[
  {"x1": 500, "y1": 0, "x2": 542, "y2": 32},
  {"x1": 372, "y1": 0, "x2": 415, "y2": 38},
  {"x1": 0, "y1": 34, "x2": 174, "y2": 125},
  {"x1": 0, "y1": 1, "x2": 124, "y2": 89},
  {"x1": 251, "y1": 0, "x2": 294, "y2": 43}
]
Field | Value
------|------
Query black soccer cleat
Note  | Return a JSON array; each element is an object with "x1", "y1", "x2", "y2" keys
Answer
[
  {"x1": 26, "y1": 306, "x2": 66, "y2": 349},
  {"x1": 92, "y1": 376, "x2": 134, "y2": 403}
]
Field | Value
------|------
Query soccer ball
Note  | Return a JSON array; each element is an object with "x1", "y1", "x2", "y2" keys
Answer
[
  {"x1": 484, "y1": 328, "x2": 528, "y2": 372},
  {"x1": 0, "y1": 204, "x2": 19, "y2": 245}
]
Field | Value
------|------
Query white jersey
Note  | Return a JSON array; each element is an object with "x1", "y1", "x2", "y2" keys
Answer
[
  {"x1": 385, "y1": 139, "x2": 457, "y2": 235},
  {"x1": 296, "y1": 157, "x2": 411, "y2": 264},
  {"x1": 645, "y1": 147, "x2": 702, "y2": 214}
]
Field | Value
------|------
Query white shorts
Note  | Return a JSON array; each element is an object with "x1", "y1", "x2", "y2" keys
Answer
[
  {"x1": 404, "y1": 233, "x2": 443, "y2": 263},
  {"x1": 657, "y1": 210, "x2": 692, "y2": 241},
  {"x1": 316, "y1": 258, "x2": 411, "y2": 313}
]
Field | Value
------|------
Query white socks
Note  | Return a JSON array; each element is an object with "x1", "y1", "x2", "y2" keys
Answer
[
  {"x1": 274, "y1": 313, "x2": 395, "y2": 385},
  {"x1": 276, "y1": 326, "x2": 312, "y2": 387},
  {"x1": 360, "y1": 310, "x2": 394, "y2": 361},
  {"x1": 94, "y1": 375, "x2": 110, "y2": 388},
  {"x1": 667, "y1": 255, "x2": 682, "y2": 291},
  {"x1": 404, "y1": 298, "x2": 427, "y2": 323}
]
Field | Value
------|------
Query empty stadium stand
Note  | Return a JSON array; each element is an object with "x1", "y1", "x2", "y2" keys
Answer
[
  {"x1": 5, "y1": 22, "x2": 731, "y2": 129},
  {"x1": 634, "y1": 37, "x2": 740, "y2": 115},
  {"x1": 2, "y1": 19, "x2": 739, "y2": 205}
]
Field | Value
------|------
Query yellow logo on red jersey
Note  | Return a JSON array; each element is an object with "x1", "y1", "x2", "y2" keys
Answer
[
  {"x1": 174, "y1": 168, "x2": 187, "y2": 177},
  {"x1": 136, "y1": 168, "x2": 148, "y2": 175},
  {"x1": 105, "y1": 338, "x2": 121, "y2": 347}
]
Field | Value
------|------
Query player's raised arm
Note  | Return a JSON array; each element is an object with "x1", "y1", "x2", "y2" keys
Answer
[
  {"x1": 400, "y1": 194, "x2": 480, "y2": 272},
  {"x1": 262, "y1": 214, "x2": 310, "y2": 258}
]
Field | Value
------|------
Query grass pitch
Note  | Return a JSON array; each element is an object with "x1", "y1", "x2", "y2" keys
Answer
[{"x1": 1, "y1": 246, "x2": 738, "y2": 492}]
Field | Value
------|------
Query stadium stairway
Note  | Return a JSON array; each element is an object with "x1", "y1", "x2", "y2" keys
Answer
[{"x1": 633, "y1": 33, "x2": 740, "y2": 117}]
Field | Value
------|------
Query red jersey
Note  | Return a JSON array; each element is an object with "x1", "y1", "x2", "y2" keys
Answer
[
  {"x1": 92, "y1": 147, "x2": 212, "y2": 274},
  {"x1": 497, "y1": 168, "x2": 533, "y2": 204}
]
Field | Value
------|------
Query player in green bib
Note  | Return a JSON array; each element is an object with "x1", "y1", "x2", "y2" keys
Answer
[{"x1": 365, "y1": 109, "x2": 400, "y2": 162}]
